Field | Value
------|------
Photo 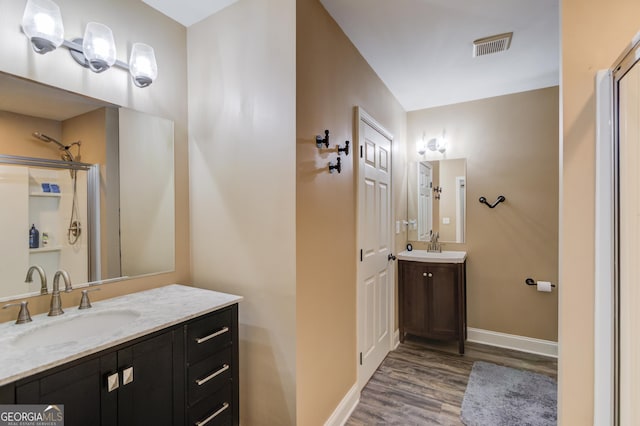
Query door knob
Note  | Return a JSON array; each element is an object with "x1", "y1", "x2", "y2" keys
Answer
[{"x1": 388, "y1": 253, "x2": 396, "y2": 261}]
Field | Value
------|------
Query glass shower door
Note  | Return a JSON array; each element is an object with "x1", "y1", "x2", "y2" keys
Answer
[{"x1": 617, "y1": 44, "x2": 640, "y2": 425}]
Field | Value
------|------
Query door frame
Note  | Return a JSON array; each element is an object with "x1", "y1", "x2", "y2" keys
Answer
[
  {"x1": 418, "y1": 161, "x2": 433, "y2": 241},
  {"x1": 354, "y1": 106, "x2": 395, "y2": 390}
]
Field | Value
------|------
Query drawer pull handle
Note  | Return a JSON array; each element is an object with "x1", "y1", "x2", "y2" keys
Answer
[
  {"x1": 196, "y1": 364, "x2": 230, "y2": 386},
  {"x1": 195, "y1": 402, "x2": 230, "y2": 426},
  {"x1": 195, "y1": 326, "x2": 229, "y2": 344}
]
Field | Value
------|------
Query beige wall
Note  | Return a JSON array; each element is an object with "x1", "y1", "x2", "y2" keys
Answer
[
  {"x1": 408, "y1": 87, "x2": 559, "y2": 342},
  {"x1": 297, "y1": 0, "x2": 407, "y2": 424},
  {"x1": 0, "y1": 111, "x2": 62, "y2": 159},
  {"x1": 187, "y1": 0, "x2": 296, "y2": 424},
  {"x1": 560, "y1": 0, "x2": 640, "y2": 423},
  {"x1": 0, "y1": 0, "x2": 188, "y2": 322}
]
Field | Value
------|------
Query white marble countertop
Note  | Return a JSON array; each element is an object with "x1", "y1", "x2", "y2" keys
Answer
[
  {"x1": 397, "y1": 249, "x2": 467, "y2": 264},
  {"x1": 0, "y1": 284, "x2": 242, "y2": 386}
]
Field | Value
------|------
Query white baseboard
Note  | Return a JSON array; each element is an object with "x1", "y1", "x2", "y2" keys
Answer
[
  {"x1": 467, "y1": 327, "x2": 558, "y2": 358},
  {"x1": 324, "y1": 383, "x2": 359, "y2": 426},
  {"x1": 393, "y1": 329, "x2": 400, "y2": 349}
]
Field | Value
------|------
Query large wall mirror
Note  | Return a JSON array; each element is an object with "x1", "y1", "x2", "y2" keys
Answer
[
  {"x1": 0, "y1": 72, "x2": 175, "y2": 301},
  {"x1": 408, "y1": 158, "x2": 466, "y2": 243}
]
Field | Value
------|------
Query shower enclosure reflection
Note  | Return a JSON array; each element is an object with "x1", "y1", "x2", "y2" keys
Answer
[
  {"x1": 408, "y1": 158, "x2": 466, "y2": 243},
  {"x1": 0, "y1": 72, "x2": 175, "y2": 301},
  {"x1": 0, "y1": 160, "x2": 95, "y2": 298}
]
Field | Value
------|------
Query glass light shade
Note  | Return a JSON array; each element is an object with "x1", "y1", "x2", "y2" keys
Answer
[
  {"x1": 21, "y1": 0, "x2": 64, "y2": 54},
  {"x1": 417, "y1": 140, "x2": 426, "y2": 155},
  {"x1": 129, "y1": 43, "x2": 158, "y2": 88},
  {"x1": 427, "y1": 136, "x2": 447, "y2": 154},
  {"x1": 82, "y1": 22, "x2": 116, "y2": 73}
]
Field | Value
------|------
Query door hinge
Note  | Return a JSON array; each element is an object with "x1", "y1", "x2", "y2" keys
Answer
[
  {"x1": 430, "y1": 181, "x2": 433, "y2": 188},
  {"x1": 360, "y1": 249, "x2": 363, "y2": 262},
  {"x1": 360, "y1": 352, "x2": 363, "y2": 365},
  {"x1": 360, "y1": 145, "x2": 363, "y2": 158}
]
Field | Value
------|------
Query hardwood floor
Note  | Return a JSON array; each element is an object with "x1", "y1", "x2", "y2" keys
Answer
[{"x1": 346, "y1": 336, "x2": 557, "y2": 425}]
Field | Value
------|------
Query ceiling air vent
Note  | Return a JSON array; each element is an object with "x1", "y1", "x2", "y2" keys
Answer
[{"x1": 472, "y1": 32, "x2": 513, "y2": 57}]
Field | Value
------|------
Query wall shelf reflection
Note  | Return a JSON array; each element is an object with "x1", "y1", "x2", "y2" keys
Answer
[{"x1": 29, "y1": 246, "x2": 62, "y2": 253}]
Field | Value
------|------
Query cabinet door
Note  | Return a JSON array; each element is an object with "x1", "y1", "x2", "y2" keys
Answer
[
  {"x1": 400, "y1": 261, "x2": 428, "y2": 336},
  {"x1": 117, "y1": 331, "x2": 178, "y2": 426},
  {"x1": 427, "y1": 264, "x2": 459, "y2": 339},
  {"x1": 16, "y1": 354, "x2": 118, "y2": 426}
]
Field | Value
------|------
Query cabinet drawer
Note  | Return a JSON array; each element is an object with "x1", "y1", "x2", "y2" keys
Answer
[
  {"x1": 188, "y1": 384, "x2": 232, "y2": 426},
  {"x1": 187, "y1": 309, "x2": 232, "y2": 364},
  {"x1": 188, "y1": 347, "x2": 232, "y2": 406}
]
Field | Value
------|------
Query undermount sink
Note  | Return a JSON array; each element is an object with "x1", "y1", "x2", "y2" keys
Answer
[
  {"x1": 10, "y1": 309, "x2": 141, "y2": 351},
  {"x1": 397, "y1": 249, "x2": 467, "y2": 264}
]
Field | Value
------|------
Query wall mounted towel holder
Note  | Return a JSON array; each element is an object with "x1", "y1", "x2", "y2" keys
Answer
[
  {"x1": 479, "y1": 195, "x2": 506, "y2": 208},
  {"x1": 316, "y1": 130, "x2": 329, "y2": 148},
  {"x1": 329, "y1": 157, "x2": 341, "y2": 174}
]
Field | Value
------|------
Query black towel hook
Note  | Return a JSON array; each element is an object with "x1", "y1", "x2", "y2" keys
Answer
[{"x1": 479, "y1": 195, "x2": 506, "y2": 209}]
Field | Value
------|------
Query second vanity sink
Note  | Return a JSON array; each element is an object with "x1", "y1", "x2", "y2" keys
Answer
[
  {"x1": 397, "y1": 249, "x2": 467, "y2": 263},
  {"x1": 10, "y1": 309, "x2": 141, "y2": 351}
]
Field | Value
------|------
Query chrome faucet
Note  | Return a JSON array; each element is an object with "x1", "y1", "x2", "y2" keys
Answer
[
  {"x1": 48, "y1": 270, "x2": 72, "y2": 316},
  {"x1": 2, "y1": 301, "x2": 32, "y2": 324},
  {"x1": 25, "y1": 265, "x2": 48, "y2": 295},
  {"x1": 427, "y1": 231, "x2": 442, "y2": 253}
]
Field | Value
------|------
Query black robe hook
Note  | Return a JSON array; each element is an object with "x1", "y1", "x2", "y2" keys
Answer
[{"x1": 316, "y1": 130, "x2": 329, "y2": 148}]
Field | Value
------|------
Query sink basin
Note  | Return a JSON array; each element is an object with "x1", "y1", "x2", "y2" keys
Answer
[
  {"x1": 397, "y1": 250, "x2": 467, "y2": 264},
  {"x1": 10, "y1": 309, "x2": 141, "y2": 351}
]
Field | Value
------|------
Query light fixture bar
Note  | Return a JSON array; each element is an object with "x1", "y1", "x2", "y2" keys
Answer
[{"x1": 62, "y1": 39, "x2": 129, "y2": 70}]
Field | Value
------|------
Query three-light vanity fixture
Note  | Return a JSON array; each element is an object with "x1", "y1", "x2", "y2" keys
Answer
[
  {"x1": 22, "y1": 0, "x2": 158, "y2": 87},
  {"x1": 417, "y1": 130, "x2": 448, "y2": 156}
]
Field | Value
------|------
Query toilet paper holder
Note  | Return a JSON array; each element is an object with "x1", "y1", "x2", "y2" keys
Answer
[{"x1": 525, "y1": 278, "x2": 556, "y2": 288}]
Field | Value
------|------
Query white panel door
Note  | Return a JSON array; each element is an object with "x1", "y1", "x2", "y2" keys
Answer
[{"x1": 357, "y1": 108, "x2": 393, "y2": 389}]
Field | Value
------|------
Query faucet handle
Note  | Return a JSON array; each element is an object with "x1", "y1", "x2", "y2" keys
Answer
[
  {"x1": 79, "y1": 288, "x2": 100, "y2": 310},
  {"x1": 2, "y1": 301, "x2": 33, "y2": 324}
]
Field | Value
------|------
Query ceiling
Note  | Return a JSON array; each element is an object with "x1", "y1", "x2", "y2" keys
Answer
[
  {"x1": 141, "y1": 0, "x2": 238, "y2": 27},
  {"x1": 141, "y1": 0, "x2": 558, "y2": 111},
  {"x1": 320, "y1": 0, "x2": 559, "y2": 111}
]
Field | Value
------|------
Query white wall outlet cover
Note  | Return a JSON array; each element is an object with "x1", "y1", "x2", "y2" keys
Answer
[{"x1": 442, "y1": 217, "x2": 450, "y2": 224}]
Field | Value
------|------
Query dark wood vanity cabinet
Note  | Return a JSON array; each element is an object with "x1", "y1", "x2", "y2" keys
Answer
[
  {"x1": 399, "y1": 260, "x2": 467, "y2": 354},
  {"x1": 3, "y1": 304, "x2": 239, "y2": 426}
]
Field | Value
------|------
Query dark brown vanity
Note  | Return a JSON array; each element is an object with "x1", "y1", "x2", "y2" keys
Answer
[
  {"x1": 0, "y1": 285, "x2": 241, "y2": 426},
  {"x1": 398, "y1": 252, "x2": 467, "y2": 354}
]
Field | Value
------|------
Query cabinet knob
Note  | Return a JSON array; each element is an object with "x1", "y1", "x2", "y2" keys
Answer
[
  {"x1": 423, "y1": 272, "x2": 433, "y2": 278},
  {"x1": 122, "y1": 366, "x2": 134, "y2": 386},
  {"x1": 107, "y1": 372, "x2": 119, "y2": 392}
]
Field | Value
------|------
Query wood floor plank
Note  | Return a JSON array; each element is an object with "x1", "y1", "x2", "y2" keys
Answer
[{"x1": 346, "y1": 336, "x2": 557, "y2": 425}]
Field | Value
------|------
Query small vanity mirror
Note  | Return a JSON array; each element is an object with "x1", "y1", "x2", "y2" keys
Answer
[
  {"x1": 0, "y1": 72, "x2": 175, "y2": 300},
  {"x1": 408, "y1": 158, "x2": 466, "y2": 243}
]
